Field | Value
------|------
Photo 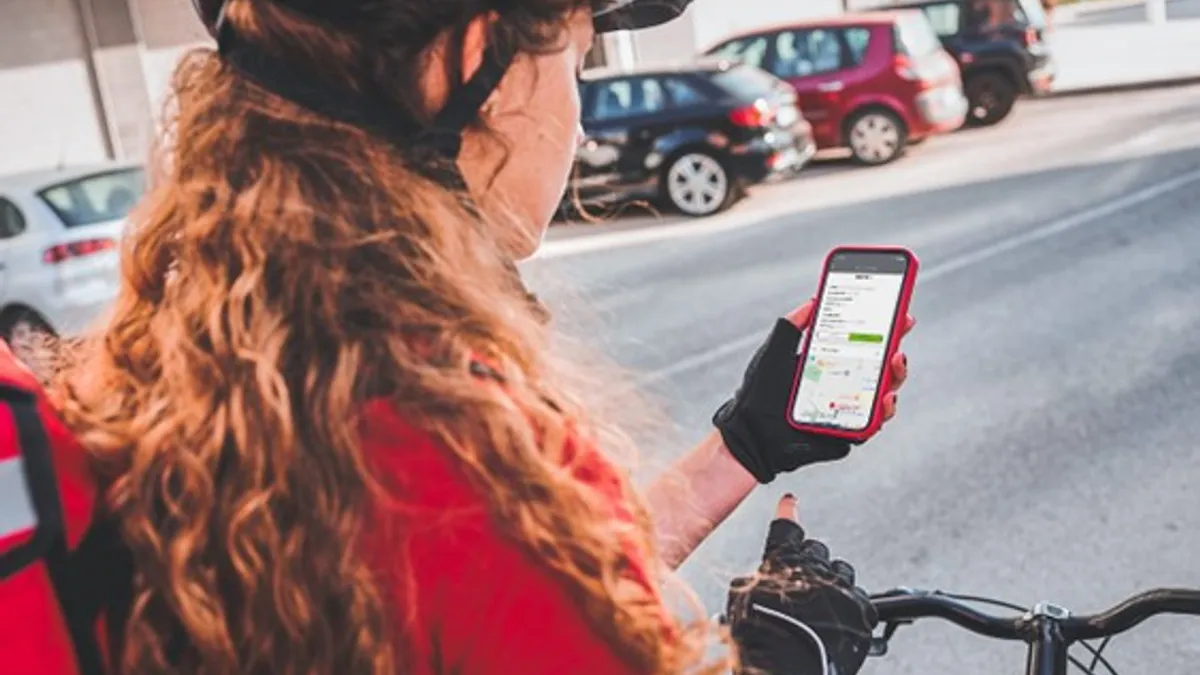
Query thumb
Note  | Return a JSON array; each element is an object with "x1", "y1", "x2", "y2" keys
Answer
[{"x1": 784, "y1": 298, "x2": 817, "y2": 329}]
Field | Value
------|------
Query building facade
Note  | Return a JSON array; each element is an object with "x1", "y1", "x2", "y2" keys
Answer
[
  {"x1": 0, "y1": 0, "x2": 847, "y2": 176},
  {"x1": 0, "y1": 0, "x2": 207, "y2": 175}
]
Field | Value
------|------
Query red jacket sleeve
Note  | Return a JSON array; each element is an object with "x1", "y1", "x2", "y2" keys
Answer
[{"x1": 360, "y1": 403, "x2": 644, "y2": 675}]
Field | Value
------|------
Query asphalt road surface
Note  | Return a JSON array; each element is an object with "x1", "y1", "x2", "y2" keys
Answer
[
  {"x1": 1067, "y1": 0, "x2": 1200, "y2": 24},
  {"x1": 527, "y1": 84, "x2": 1200, "y2": 675}
]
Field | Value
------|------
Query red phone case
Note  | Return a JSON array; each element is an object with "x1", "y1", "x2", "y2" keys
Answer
[{"x1": 786, "y1": 245, "x2": 920, "y2": 443}]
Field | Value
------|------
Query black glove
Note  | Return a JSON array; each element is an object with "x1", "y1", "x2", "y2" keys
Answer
[
  {"x1": 714, "y1": 319, "x2": 852, "y2": 483},
  {"x1": 726, "y1": 518, "x2": 877, "y2": 675}
]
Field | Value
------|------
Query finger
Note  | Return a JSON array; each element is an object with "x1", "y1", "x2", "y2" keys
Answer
[
  {"x1": 764, "y1": 519, "x2": 806, "y2": 562},
  {"x1": 784, "y1": 299, "x2": 817, "y2": 330},
  {"x1": 799, "y1": 539, "x2": 830, "y2": 562},
  {"x1": 901, "y1": 314, "x2": 916, "y2": 338},
  {"x1": 775, "y1": 493, "x2": 799, "y2": 522},
  {"x1": 881, "y1": 392, "x2": 898, "y2": 422},
  {"x1": 889, "y1": 352, "x2": 908, "y2": 390},
  {"x1": 831, "y1": 559, "x2": 856, "y2": 587},
  {"x1": 764, "y1": 494, "x2": 805, "y2": 561}
]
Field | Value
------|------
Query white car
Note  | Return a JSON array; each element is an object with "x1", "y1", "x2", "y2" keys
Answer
[{"x1": 0, "y1": 161, "x2": 142, "y2": 349}]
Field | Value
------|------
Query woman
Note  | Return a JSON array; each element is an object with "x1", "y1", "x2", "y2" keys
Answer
[{"x1": 55, "y1": 1, "x2": 912, "y2": 674}]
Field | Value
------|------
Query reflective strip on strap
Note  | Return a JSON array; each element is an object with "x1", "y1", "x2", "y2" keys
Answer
[{"x1": 0, "y1": 456, "x2": 36, "y2": 541}]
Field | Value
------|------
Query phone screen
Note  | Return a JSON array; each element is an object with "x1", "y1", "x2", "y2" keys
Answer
[{"x1": 791, "y1": 251, "x2": 910, "y2": 432}]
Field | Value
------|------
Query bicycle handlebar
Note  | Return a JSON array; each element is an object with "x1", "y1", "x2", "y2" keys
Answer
[{"x1": 871, "y1": 587, "x2": 1200, "y2": 642}]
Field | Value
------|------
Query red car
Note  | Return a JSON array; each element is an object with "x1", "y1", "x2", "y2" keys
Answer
[{"x1": 704, "y1": 10, "x2": 968, "y2": 165}]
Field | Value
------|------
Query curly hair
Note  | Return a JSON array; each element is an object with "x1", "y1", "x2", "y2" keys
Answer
[{"x1": 52, "y1": 1, "x2": 727, "y2": 674}]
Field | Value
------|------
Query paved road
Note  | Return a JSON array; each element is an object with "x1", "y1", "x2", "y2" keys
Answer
[
  {"x1": 1067, "y1": 0, "x2": 1200, "y2": 24},
  {"x1": 527, "y1": 85, "x2": 1200, "y2": 674}
]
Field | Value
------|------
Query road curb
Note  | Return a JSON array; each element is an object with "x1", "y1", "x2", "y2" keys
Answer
[
  {"x1": 1050, "y1": 74, "x2": 1200, "y2": 98},
  {"x1": 1051, "y1": 0, "x2": 1148, "y2": 22}
]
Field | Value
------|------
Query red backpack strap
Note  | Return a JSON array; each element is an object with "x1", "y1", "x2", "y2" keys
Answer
[
  {"x1": 0, "y1": 384, "x2": 59, "y2": 576},
  {"x1": 0, "y1": 384, "x2": 107, "y2": 675}
]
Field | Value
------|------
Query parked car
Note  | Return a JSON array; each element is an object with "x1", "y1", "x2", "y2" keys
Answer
[
  {"x1": 0, "y1": 161, "x2": 142, "y2": 352},
  {"x1": 570, "y1": 59, "x2": 816, "y2": 218},
  {"x1": 704, "y1": 11, "x2": 967, "y2": 166},
  {"x1": 891, "y1": 0, "x2": 1055, "y2": 126}
]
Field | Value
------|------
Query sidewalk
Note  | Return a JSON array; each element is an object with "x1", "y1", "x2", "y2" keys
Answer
[
  {"x1": 1049, "y1": 19, "x2": 1200, "y2": 93},
  {"x1": 1051, "y1": 0, "x2": 1151, "y2": 22}
]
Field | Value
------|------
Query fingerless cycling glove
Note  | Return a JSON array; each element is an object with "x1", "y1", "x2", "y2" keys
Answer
[
  {"x1": 726, "y1": 519, "x2": 877, "y2": 675},
  {"x1": 714, "y1": 319, "x2": 852, "y2": 483}
]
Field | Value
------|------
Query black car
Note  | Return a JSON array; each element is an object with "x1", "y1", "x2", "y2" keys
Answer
[
  {"x1": 892, "y1": 0, "x2": 1055, "y2": 126},
  {"x1": 569, "y1": 59, "x2": 816, "y2": 218}
]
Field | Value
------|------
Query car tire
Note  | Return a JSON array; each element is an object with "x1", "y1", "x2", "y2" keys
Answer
[
  {"x1": 964, "y1": 72, "x2": 1017, "y2": 127},
  {"x1": 660, "y1": 150, "x2": 735, "y2": 218},
  {"x1": 846, "y1": 109, "x2": 907, "y2": 166}
]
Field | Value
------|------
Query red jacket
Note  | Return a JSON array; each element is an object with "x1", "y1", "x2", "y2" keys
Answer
[
  {"x1": 358, "y1": 400, "x2": 653, "y2": 674},
  {"x1": 1, "y1": 345, "x2": 653, "y2": 674}
]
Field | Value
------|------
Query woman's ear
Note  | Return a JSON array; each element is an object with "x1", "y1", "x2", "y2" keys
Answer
[
  {"x1": 421, "y1": 11, "x2": 502, "y2": 116},
  {"x1": 460, "y1": 12, "x2": 501, "y2": 85}
]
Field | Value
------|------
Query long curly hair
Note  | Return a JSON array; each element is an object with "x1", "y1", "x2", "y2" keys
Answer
[{"x1": 52, "y1": 1, "x2": 726, "y2": 674}]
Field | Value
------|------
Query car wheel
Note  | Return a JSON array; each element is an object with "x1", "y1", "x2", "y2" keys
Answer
[
  {"x1": 965, "y1": 73, "x2": 1017, "y2": 127},
  {"x1": 847, "y1": 109, "x2": 907, "y2": 165},
  {"x1": 661, "y1": 150, "x2": 733, "y2": 217},
  {"x1": 2, "y1": 310, "x2": 55, "y2": 372}
]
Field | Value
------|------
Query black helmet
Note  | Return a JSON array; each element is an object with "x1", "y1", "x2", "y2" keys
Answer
[
  {"x1": 191, "y1": 0, "x2": 693, "y2": 183},
  {"x1": 192, "y1": 0, "x2": 691, "y2": 38},
  {"x1": 193, "y1": 0, "x2": 693, "y2": 39},
  {"x1": 594, "y1": 0, "x2": 695, "y2": 32}
]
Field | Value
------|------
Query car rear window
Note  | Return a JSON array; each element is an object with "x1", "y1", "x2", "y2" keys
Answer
[
  {"x1": 965, "y1": 0, "x2": 1044, "y2": 29},
  {"x1": 708, "y1": 65, "x2": 780, "y2": 101},
  {"x1": 38, "y1": 168, "x2": 145, "y2": 228},
  {"x1": 707, "y1": 35, "x2": 770, "y2": 70},
  {"x1": 894, "y1": 12, "x2": 943, "y2": 57}
]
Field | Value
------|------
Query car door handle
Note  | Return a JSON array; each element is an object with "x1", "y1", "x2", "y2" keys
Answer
[{"x1": 817, "y1": 81, "x2": 844, "y2": 92}]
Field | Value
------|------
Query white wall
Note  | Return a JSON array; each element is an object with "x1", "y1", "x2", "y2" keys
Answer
[
  {"x1": 0, "y1": 61, "x2": 110, "y2": 175},
  {"x1": 630, "y1": 0, "x2": 846, "y2": 62},
  {"x1": 0, "y1": 0, "x2": 109, "y2": 175},
  {"x1": 690, "y1": 0, "x2": 845, "y2": 50},
  {"x1": 130, "y1": 0, "x2": 211, "y2": 117}
]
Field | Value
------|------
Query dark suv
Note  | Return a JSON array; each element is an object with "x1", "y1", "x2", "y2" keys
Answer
[
  {"x1": 892, "y1": 0, "x2": 1055, "y2": 126},
  {"x1": 570, "y1": 60, "x2": 815, "y2": 218}
]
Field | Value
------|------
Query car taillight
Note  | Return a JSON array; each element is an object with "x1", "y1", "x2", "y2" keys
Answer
[
  {"x1": 43, "y1": 238, "x2": 116, "y2": 264},
  {"x1": 729, "y1": 101, "x2": 774, "y2": 127},
  {"x1": 894, "y1": 54, "x2": 920, "y2": 81}
]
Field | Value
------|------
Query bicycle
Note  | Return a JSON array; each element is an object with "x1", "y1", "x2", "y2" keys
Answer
[{"x1": 868, "y1": 586, "x2": 1200, "y2": 675}]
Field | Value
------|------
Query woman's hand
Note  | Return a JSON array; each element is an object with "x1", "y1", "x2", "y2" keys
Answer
[
  {"x1": 725, "y1": 494, "x2": 877, "y2": 675},
  {"x1": 713, "y1": 299, "x2": 914, "y2": 484}
]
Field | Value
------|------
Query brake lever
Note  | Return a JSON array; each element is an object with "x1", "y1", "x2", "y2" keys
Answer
[
  {"x1": 868, "y1": 588, "x2": 925, "y2": 657},
  {"x1": 869, "y1": 619, "x2": 911, "y2": 657}
]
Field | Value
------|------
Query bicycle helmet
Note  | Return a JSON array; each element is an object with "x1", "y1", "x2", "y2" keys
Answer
[
  {"x1": 193, "y1": 0, "x2": 691, "y2": 34},
  {"x1": 190, "y1": 0, "x2": 693, "y2": 181}
]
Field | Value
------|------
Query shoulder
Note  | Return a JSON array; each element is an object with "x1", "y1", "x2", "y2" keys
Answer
[{"x1": 357, "y1": 399, "x2": 480, "y2": 508}]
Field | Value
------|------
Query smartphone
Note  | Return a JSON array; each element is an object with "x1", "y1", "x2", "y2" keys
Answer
[{"x1": 788, "y1": 246, "x2": 919, "y2": 442}]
